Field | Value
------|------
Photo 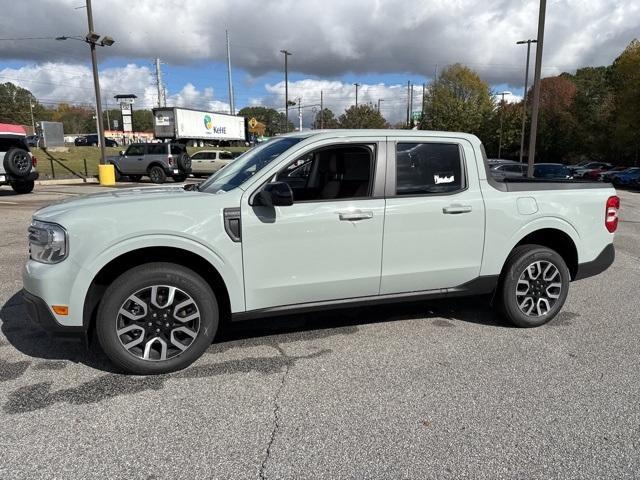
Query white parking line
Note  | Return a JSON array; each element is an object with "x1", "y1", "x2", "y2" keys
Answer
[{"x1": 0, "y1": 201, "x2": 18, "y2": 205}]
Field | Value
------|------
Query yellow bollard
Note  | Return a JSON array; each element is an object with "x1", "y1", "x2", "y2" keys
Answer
[{"x1": 98, "y1": 164, "x2": 116, "y2": 186}]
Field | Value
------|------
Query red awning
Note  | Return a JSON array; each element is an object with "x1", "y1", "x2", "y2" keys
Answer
[{"x1": 0, "y1": 123, "x2": 27, "y2": 135}]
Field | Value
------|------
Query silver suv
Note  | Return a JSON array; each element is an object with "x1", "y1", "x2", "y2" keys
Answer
[{"x1": 109, "y1": 143, "x2": 192, "y2": 183}]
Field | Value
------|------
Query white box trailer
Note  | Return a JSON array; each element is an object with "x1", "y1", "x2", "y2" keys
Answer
[{"x1": 153, "y1": 107, "x2": 247, "y2": 146}]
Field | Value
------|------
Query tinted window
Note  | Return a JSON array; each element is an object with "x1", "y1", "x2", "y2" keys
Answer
[
  {"x1": 126, "y1": 144, "x2": 145, "y2": 156},
  {"x1": 219, "y1": 152, "x2": 234, "y2": 160},
  {"x1": 502, "y1": 164, "x2": 525, "y2": 173},
  {"x1": 276, "y1": 145, "x2": 373, "y2": 202},
  {"x1": 190, "y1": 152, "x2": 205, "y2": 159},
  {"x1": 147, "y1": 144, "x2": 167, "y2": 155},
  {"x1": 170, "y1": 144, "x2": 186, "y2": 155},
  {"x1": 396, "y1": 143, "x2": 463, "y2": 195}
]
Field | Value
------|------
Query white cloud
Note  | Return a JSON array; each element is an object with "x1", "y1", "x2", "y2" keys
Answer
[{"x1": 0, "y1": 0, "x2": 637, "y2": 87}]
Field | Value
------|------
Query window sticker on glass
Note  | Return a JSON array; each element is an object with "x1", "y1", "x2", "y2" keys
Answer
[{"x1": 434, "y1": 173, "x2": 455, "y2": 184}]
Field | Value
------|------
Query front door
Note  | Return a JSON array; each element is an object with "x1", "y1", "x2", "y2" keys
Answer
[
  {"x1": 121, "y1": 144, "x2": 145, "y2": 173},
  {"x1": 380, "y1": 138, "x2": 485, "y2": 294},
  {"x1": 241, "y1": 141, "x2": 386, "y2": 312}
]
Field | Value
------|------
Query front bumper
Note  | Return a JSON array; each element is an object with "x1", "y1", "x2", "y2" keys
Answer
[
  {"x1": 574, "y1": 243, "x2": 615, "y2": 281},
  {"x1": 22, "y1": 289, "x2": 85, "y2": 337}
]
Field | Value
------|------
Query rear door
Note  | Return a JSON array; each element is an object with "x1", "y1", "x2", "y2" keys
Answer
[{"x1": 380, "y1": 137, "x2": 485, "y2": 294}]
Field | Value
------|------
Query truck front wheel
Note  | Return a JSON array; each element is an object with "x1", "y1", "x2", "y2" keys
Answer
[
  {"x1": 96, "y1": 263, "x2": 219, "y2": 374},
  {"x1": 498, "y1": 245, "x2": 570, "y2": 327}
]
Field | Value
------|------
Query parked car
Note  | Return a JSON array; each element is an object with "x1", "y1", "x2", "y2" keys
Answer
[
  {"x1": 573, "y1": 162, "x2": 612, "y2": 178},
  {"x1": 107, "y1": 142, "x2": 192, "y2": 183},
  {"x1": 601, "y1": 167, "x2": 632, "y2": 182},
  {"x1": 75, "y1": 134, "x2": 118, "y2": 147},
  {"x1": 490, "y1": 162, "x2": 527, "y2": 180},
  {"x1": 190, "y1": 150, "x2": 235, "y2": 176},
  {"x1": 22, "y1": 130, "x2": 618, "y2": 374},
  {"x1": 611, "y1": 167, "x2": 640, "y2": 187},
  {"x1": 533, "y1": 163, "x2": 573, "y2": 180},
  {"x1": 0, "y1": 124, "x2": 39, "y2": 194}
]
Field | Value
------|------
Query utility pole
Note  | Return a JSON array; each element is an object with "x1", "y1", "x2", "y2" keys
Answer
[
  {"x1": 86, "y1": 0, "x2": 107, "y2": 163},
  {"x1": 105, "y1": 97, "x2": 110, "y2": 131},
  {"x1": 421, "y1": 83, "x2": 426, "y2": 117},
  {"x1": 410, "y1": 83, "x2": 415, "y2": 127},
  {"x1": 517, "y1": 39, "x2": 537, "y2": 163},
  {"x1": 527, "y1": 0, "x2": 546, "y2": 177},
  {"x1": 29, "y1": 96, "x2": 35, "y2": 133},
  {"x1": 155, "y1": 57, "x2": 163, "y2": 108},
  {"x1": 320, "y1": 90, "x2": 324, "y2": 129},
  {"x1": 226, "y1": 30, "x2": 235, "y2": 115},
  {"x1": 280, "y1": 49, "x2": 292, "y2": 132},
  {"x1": 406, "y1": 81, "x2": 411, "y2": 127},
  {"x1": 497, "y1": 91, "x2": 511, "y2": 159},
  {"x1": 433, "y1": 64, "x2": 438, "y2": 130},
  {"x1": 297, "y1": 97, "x2": 302, "y2": 131},
  {"x1": 353, "y1": 83, "x2": 360, "y2": 108},
  {"x1": 377, "y1": 98, "x2": 384, "y2": 112}
]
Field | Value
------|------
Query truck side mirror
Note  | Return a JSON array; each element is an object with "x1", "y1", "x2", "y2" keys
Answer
[{"x1": 253, "y1": 182, "x2": 294, "y2": 207}]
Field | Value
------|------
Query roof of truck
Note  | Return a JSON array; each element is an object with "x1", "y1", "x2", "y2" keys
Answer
[{"x1": 277, "y1": 129, "x2": 482, "y2": 143}]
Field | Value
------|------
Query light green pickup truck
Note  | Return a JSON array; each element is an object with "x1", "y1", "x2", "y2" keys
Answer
[{"x1": 23, "y1": 130, "x2": 618, "y2": 374}]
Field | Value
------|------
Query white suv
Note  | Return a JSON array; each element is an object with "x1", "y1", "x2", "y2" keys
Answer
[{"x1": 0, "y1": 125, "x2": 38, "y2": 194}]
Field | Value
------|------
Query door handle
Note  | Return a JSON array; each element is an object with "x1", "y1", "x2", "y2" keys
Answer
[
  {"x1": 443, "y1": 205, "x2": 472, "y2": 214},
  {"x1": 338, "y1": 210, "x2": 373, "y2": 221}
]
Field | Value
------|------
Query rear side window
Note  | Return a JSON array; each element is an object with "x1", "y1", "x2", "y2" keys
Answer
[
  {"x1": 170, "y1": 144, "x2": 186, "y2": 155},
  {"x1": 147, "y1": 144, "x2": 166, "y2": 155},
  {"x1": 219, "y1": 152, "x2": 234, "y2": 160},
  {"x1": 396, "y1": 143, "x2": 463, "y2": 195}
]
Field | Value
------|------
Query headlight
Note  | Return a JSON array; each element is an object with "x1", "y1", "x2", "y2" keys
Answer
[{"x1": 28, "y1": 220, "x2": 68, "y2": 264}]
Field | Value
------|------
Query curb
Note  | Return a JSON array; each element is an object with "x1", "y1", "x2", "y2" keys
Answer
[{"x1": 36, "y1": 177, "x2": 99, "y2": 186}]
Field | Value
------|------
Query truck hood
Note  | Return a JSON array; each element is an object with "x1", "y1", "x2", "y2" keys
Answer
[{"x1": 34, "y1": 185, "x2": 211, "y2": 222}]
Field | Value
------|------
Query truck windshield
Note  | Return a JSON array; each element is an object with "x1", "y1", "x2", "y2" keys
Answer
[{"x1": 198, "y1": 137, "x2": 303, "y2": 193}]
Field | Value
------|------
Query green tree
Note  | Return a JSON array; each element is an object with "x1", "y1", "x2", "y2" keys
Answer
[
  {"x1": 314, "y1": 108, "x2": 339, "y2": 129},
  {"x1": 338, "y1": 104, "x2": 389, "y2": 129},
  {"x1": 483, "y1": 101, "x2": 524, "y2": 159},
  {"x1": 610, "y1": 39, "x2": 640, "y2": 164},
  {"x1": 419, "y1": 64, "x2": 494, "y2": 136},
  {"x1": 238, "y1": 106, "x2": 293, "y2": 135},
  {"x1": 0, "y1": 82, "x2": 47, "y2": 130},
  {"x1": 132, "y1": 109, "x2": 154, "y2": 132}
]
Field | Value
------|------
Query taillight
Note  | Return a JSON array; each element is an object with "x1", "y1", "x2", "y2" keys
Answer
[
  {"x1": 605, "y1": 195, "x2": 620, "y2": 233},
  {"x1": 31, "y1": 155, "x2": 37, "y2": 167},
  {"x1": 167, "y1": 155, "x2": 173, "y2": 166}
]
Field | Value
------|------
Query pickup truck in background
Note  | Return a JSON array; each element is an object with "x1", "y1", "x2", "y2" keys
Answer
[
  {"x1": 0, "y1": 124, "x2": 39, "y2": 194},
  {"x1": 22, "y1": 130, "x2": 618, "y2": 374}
]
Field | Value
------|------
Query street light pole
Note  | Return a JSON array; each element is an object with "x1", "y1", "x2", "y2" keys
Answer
[
  {"x1": 85, "y1": 0, "x2": 107, "y2": 165},
  {"x1": 377, "y1": 98, "x2": 384, "y2": 112},
  {"x1": 527, "y1": 0, "x2": 547, "y2": 177},
  {"x1": 517, "y1": 39, "x2": 537, "y2": 163},
  {"x1": 354, "y1": 83, "x2": 360, "y2": 108},
  {"x1": 497, "y1": 91, "x2": 511, "y2": 159},
  {"x1": 280, "y1": 49, "x2": 292, "y2": 132}
]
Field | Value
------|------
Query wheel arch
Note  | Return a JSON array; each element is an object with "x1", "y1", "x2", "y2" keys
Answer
[
  {"x1": 503, "y1": 227, "x2": 579, "y2": 280},
  {"x1": 147, "y1": 162, "x2": 167, "y2": 173},
  {"x1": 82, "y1": 246, "x2": 232, "y2": 339}
]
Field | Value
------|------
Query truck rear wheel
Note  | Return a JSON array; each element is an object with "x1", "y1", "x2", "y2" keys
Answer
[
  {"x1": 11, "y1": 180, "x2": 34, "y2": 194},
  {"x1": 96, "y1": 262, "x2": 219, "y2": 374},
  {"x1": 497, "y1": 245, "x2": 570, "y2": 327},
  {"x1": 3, "y1": 147, "x2": 32, "y2": 178},
  {"x1": 148, "y1": 165, "x2": 166, "y2": 184}
]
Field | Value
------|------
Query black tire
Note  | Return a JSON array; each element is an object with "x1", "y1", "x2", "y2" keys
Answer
[
  {"x1": 148, "y1": 165, "x2": 166, "y2": 184},
  {"x1": 178, "y1": 154, "x2": 191, "y2": 171},
  {"x1": 10, "y1": 180, "x2": 34, "y2": 194},
  {"x1": 173, "y1": 174, "x2": 187, "y2": 182},
  {"x1": 3, "y1": 147, "x2": 32, "y2": 178},
  {"x1": 96, "y1": 262, "x2": 219, "y2": 374},
  {"x1": 128, "y1": 174, "x2": 142, "y2": 182},
  {"x1": 110, "y1": 164, "x2": 123, "y2": 182},
  {"x1": 497, "y1": 244, "x2": 570, "y2": 327}
]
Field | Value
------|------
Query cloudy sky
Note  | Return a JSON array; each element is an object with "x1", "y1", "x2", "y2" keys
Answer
[{"x1": 0, "y1": 0, "x2": 637, "y2": 125}]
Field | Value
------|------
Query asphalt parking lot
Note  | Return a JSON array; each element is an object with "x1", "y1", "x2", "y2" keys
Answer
[{"x1": 1, "y1": 183, "x2": 639, "y2": 479}]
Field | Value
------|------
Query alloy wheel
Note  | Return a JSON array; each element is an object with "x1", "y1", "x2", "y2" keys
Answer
[
  {"x1": 515, "y1": 260, "x2": 562, "y2": 317},
  {"x1": 116, "y1": 285, "x2": 200, "y2": 361}
]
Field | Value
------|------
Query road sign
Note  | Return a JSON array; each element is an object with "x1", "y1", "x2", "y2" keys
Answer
[{"x1": 248, "y1": 117, "x2": 258, "y2": 129}]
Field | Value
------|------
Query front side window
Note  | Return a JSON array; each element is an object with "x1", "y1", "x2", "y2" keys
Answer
[
  {"x1": 396, "y1": 143, "x2": 463, "y2": 195},
  {"x1": 126, "y1": 144, "x2": 145, "y2": 156},
  {"x1": 275, "y1": 145, "x2": 374, "y2": 202},
  {"x1": 199, "y1": 137, "x2": 304, "y2": 193}
]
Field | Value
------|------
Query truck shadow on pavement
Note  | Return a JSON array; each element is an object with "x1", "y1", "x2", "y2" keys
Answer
[{"x1": 0, "y1": 290, "x2": 578, "y2": 414}]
